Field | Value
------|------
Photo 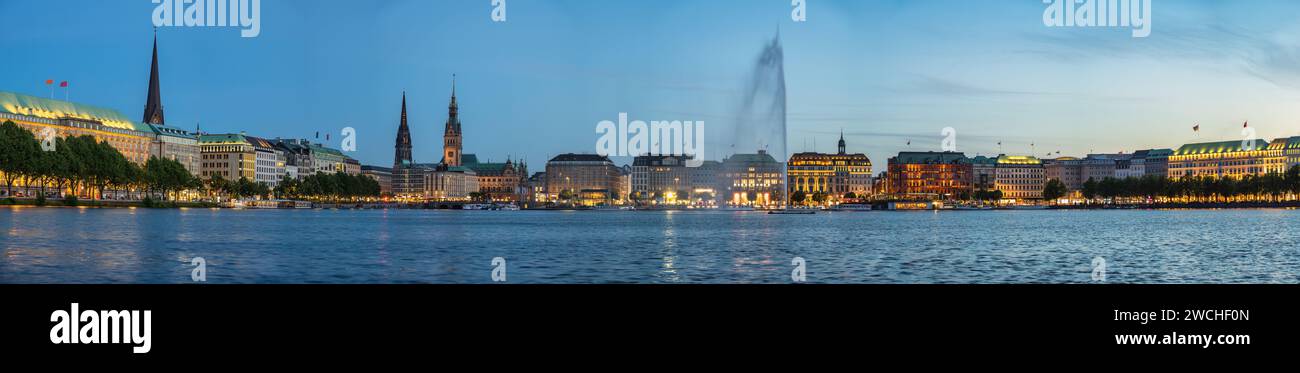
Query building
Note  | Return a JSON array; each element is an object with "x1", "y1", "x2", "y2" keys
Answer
[
  {"x1": 148, "y1": 124, "x2": 200, "y2": 176},
  {"x1": 344, "y1": 158, "x2": 361, "y2": 176},
  {"x1": 425, "y1": 166, "x2": 478, "y2": 201},
  {"x1": 1167, "y1": 139, "x2": 1285, "y2": 179},
  {"x1": 719, "y1": 150, "x2": 784, "y2": 207},
  {"x1": 994, "y1": 155, "x2": 1045, "y2": 201},
  {"x1": 0, "y1": 92, "x2": 154, "y2": 166},
  {"x1": 886, "y1": 151, "x2": 971, "y2": 199},
  {"x1": 970, "y1": 155, "x2": 998, "y2": 195},
  {"x1": 310, "y1": 143, "x2": 347, "y2": 175},
  {"x1": 545, "y1": 154, "x2": 625, "y2": 206},
  {"x1": 200, "y1": 133, "x2": 256, "y2": 181},
  {"x1": 463, "y1": 155, "x2": 529, "y2": 202},
  {"x1": 360, "y1": 165, "x2": 393, "y2": 196},
  {"x1": 442, "y1": 77, "x2": 463, "y2": 167},
  {"x1": 786, "y1": 132, "x2": 873, "y2": 203},
  {"x1": 272, "y1": 138, "x2": 315, "y2": 179},
  {"x1": 1044, "y1": 157, "x2": 1084, "y2": 197},
  {"x1": 1138, "y1": 148, "x2": 1173, "y2": 177},
  {"x1": 1081, "y1": 154, "x2": 1121, "y2": 182},
  {"x1": 245, "y1": 135, "x2": 286, "y2": 187},
  {"x1": 139, "y1": 35, "x2": 201, "y2": 176},
  {"x1": 630, "y1": 154, "x2": 718, "y2": 205}
]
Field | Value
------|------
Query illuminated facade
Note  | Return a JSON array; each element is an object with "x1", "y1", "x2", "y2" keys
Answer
[
  {"x1": 787, "y1": 133, "x2": 872, "y2": 202},
  {"x1": 0, "y1": 92, "x2": 153, "y2": 166},
  {"x1": 1167, "y1": 139, "x2": 1286, "y2": 179},
  {"x1": 360, "y1": 165, "x2": 393, "y2": 196},
  {"x1": 424, "y1": 166, "x2": 479, "y2": 201},
  {"x1": 994, "y1": 155, "x2": 1045, "y2": 201},
  {"x1": 886, "y1": 151, "x2": 971, "y2": 199},
  {"x1": 1044, "y1": 157, "x2": 1084, "y2": 197},
  {"x1": 545, "y1": 154, "x2": 625, "y2": 206},
  {"x1": 200, "y1": 134, "x2": 257, "y2": 181},
  {"x1": 719, "y1": 150, "x2": 784, "y2": 207},
  {"x1": 630, "y1": 155, "x2": 717, "y2": 205},
  {"x1": 463, "y1": 154, "x2": 529, "y2": 202}
]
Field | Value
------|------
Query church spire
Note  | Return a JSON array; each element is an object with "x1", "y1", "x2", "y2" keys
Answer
[
  {"x1": 143, "y1": 31, "x2": 165, "y2": 125},
  {"x1": 837, "y1": 130, "x2": 847, "y2": 154},
  {"x1": 394, "y1": 91, "x2": 413, "y2": 168}
]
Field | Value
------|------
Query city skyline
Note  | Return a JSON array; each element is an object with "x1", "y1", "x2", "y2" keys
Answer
[{"x1": 5, "y1": 0, "x2": 1300, "y2": 169}]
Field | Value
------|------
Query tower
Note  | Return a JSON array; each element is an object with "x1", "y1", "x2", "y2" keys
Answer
[
  {"x1": 443, "y1": 75, "x2": 463, "y2": 167},
  {"x1": 837, "y1": 130, "x2": 846, "y2": 155},
  {"x1": 143, "y1": 33, "x2": 165, "y2": 125},
  {"x1": 394, "y1": 92, "x2": 412, "y2": 168}
]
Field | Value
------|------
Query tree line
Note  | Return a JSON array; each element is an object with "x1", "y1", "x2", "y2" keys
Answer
[
  {"x1": 1039, "y1": 167, "x2": 1300, "y2": 204},
  {"x1": 1, "y1": 121, "x2": 379, "y2": 204}
]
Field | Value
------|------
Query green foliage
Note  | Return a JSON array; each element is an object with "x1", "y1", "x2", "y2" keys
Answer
[{"x1": 1043, "y1": 178, "x2": 1068, "y2": 202}]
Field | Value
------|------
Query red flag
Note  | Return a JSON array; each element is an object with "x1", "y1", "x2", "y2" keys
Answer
[
  {"x1": 59, "y1": 81, "x2": 68, "y2": 88},
  {"x1": 45, "y1": 79, "x2": 53, "y2": 85}
]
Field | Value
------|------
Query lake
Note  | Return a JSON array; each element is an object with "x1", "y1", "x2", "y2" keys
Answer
[{"x1": 2, "y1": 207, "x2": 1298, "y2": 284}]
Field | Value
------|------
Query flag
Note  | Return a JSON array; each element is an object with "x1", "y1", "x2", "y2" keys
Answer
[
  {"x1": 1193, "y1": 124, "x2": 1199, "y2": 132},
  {"x1": 1243, "y1": 121, "x2": 1248, "y2": 128},
  {"x1": 59, "y1": 81, "x2": 68, "y2": 88},
  {"x1": 45, "y1": 79, "x2": 53, "y2": 85},
  {"x1": 315, "y1": 131, "x2": 319, "y2": 139}
]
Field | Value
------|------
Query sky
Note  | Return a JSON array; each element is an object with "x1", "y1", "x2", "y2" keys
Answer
[{"x1": 4, "y1": 0, "x2": 1300, "y2": 170}]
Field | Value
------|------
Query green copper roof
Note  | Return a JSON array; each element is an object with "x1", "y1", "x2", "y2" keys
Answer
[
  {"x1": 200, "y1": 133, "x2": 249, "y2": 144},
  {"x1": 0, "y1": 90, "x2": 149, "y2": 132},
  {"x1": 462, "y1": 154, "x2": 480, "y2": 164},
  {"x1": 1174, "y1": 140, "x2": 1272, "y2": 156}
]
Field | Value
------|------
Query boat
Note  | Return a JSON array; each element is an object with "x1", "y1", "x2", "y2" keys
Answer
[
  {"x1": 768, "y1": 209, "x2": 817, "y2": 215},
  {"x1": 717, "y1": 205, "x2": 756, "y2": 212},
  {"x1": 830, "y1": 204, "x2": 873, "y2": 212},
  {"x1": 1002, "y1": 205, "x2": 1049, "y2": 210},
  {"x1": 593, "y1": 205, "x2": 635, "y2": 211},
  {"x1": 463, "y1": 204, "x2": 491, "y2": 210},
  {"x1": 952, "y1": 205, "x2": 993, "y2": 211}
]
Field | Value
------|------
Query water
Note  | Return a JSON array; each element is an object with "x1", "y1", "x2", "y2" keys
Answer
[
  {"x1": 729, "y1": 33, "x2": 787, "y2": 158},
  {"x1": 2, "y1": 207, "x2": 1299, "y2": 284}
]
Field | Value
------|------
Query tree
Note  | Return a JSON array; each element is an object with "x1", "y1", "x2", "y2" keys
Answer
[
  {"x1": 790, "y1": 190, "x2": 807, "y2": 205},
  {"x1": 843, "y1": 192, "x2": 857, "y2": 200},
  {"x1": 1042, "y1": 178, "x2": 1067, "y2": 203},
  {"x1": 1082, "y1": 178, "x2": 1099, "y2": 203},
  {"x1": 811, "y1": 191, "x2": 828, "y2": 204}
]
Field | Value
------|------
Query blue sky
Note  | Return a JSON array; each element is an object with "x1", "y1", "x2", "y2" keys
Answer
[{"x1": 4, "y1": 0, "x2": 1300, "y2": 169}]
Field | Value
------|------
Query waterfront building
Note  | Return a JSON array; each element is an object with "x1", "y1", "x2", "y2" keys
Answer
[
  {"x1": 344, "y1": 158, "x2": 361, "y2": 176},
  {"x1": 885, "y1": 151, "x2": 971, "y2": 199},
  {"x1": 425, "y1": 166, "x2": 479, "y2": 201},
  {"x1": 0, "y1": 91, "x2": 153, "y2": 166},
  {"x1": 970, "y1": 155, "x2": 998, "y2": 196},
  {"x1": 245, "y1": 135, "x2": 285, "y2": 187},
  {"x1": 545, "y1": 153, "x2": 626, "y2": 206},
  {"x1": 719, "y1": 150, "x2": 784, "y2": 207},
  {"x1": 1044, "y1": 157, "x2": 1084, "y2": 197},
  {"x1": 1167, "y1": 139, "x2": 1286, "y2": 179},
  {"x1": 200, "y1": 133, "x2": 256, "y2": 181},
  {"x1": 148, "y1": 123, "x2": 200, "y2": 176},
  {"x1": 525, "y1": 172, "x2": 547, "y2": 206},
  {"x1": 786, "y1": 133, "x2": 872, "y2": 203},
  {"x1": 310, "y1": 143, "x2": 348, "y2": 175},
  {"x1": 463, "y1": 155, "x2": 528, "y2": 202},
  {"x1": 1138, "y1": 148, "x2": 1173, "y2": 177},
  {"x1": 630, "y1": 154, "x2": 718, "y2": 205},
  {"x1": 1283, "y1": 136, "x2": 1300, "y2": 171},
  {"x1": 272, "y1": 138, "x2": 315, "y2": 178},
  {"x1": 1081, "y1": 154, "x2": 1123, "y2": 182},
  {"x1": 360, "y1": 165, "x2": 393, "y2": 196},
  {"x1": 994, "y1": 155, "x2": 1045, "y2": 201}
]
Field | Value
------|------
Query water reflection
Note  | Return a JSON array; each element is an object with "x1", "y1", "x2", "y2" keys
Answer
[{"x1": 2, "y1": 208, "x2": 1300, "y2": 284}]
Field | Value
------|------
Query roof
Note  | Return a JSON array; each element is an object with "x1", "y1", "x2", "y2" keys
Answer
[
  {"x1": 1173, "y1": 140, "x2": 1273, "y2": 156},
  {"x1": 148, "y1": 123, "x2": 197, "y2": 139},
  {"x1": 997, "y1": 155, "x2": 1042, "y2": 165},
  {"x1": 361, "y1": 165, "x2": 392, "y2": 173},
  {"x1": 200, "y1": 133, "x2": 250, "y2": 145},
  {"x1": 548, "y1": 153, "x2": 612, "y2": 163},
  {"x1": 890, "y1": 151, "x2": 970, "y2": 165},
  {"x1": 970, "y1": 155, "x2": 997, "y2": 165},
  {"x1": 462, "y1": 154, "x2": 480, "y2": 164},
  {"x1": 723, "y1": 152, "x2": 779, "y2": 164},
  {"x1": 0, "y1": 90, "x2": 149, "y2": 132}
]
